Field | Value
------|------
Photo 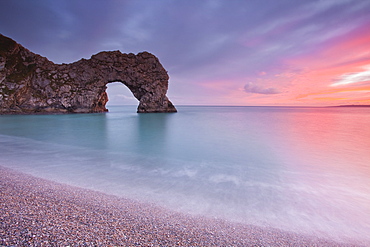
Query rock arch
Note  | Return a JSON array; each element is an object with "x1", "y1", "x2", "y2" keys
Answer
[{"x1": 0, "y1": 34, "x2": 177, "y2": 114}]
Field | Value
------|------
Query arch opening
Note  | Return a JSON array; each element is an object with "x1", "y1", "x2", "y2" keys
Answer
[{"x1": 106, "y1": 82, "x2": 138, "y2": 109}]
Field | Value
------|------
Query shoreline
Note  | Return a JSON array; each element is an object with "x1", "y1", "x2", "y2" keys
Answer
[{"x1": 0, "y1": 166, "x2": 361, "y2": 246}]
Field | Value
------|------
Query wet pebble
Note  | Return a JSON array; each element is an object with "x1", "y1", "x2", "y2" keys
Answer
[{"x1": 0, "y1": 166, "x2": 363, "y2": 246}]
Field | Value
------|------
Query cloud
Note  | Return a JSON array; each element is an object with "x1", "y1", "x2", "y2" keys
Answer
[
  {"x1": 331, "y1": 66, "x2": 370, "y2": 86},
  {"x1": 244, "y1": 82, "x2": 280, "y2": 94},
  {"x1": 1, "y1": 0, "x2": 370, "y2": 105}
]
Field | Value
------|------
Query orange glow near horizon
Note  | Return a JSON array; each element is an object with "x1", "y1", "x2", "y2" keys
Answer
[
  {"x1": 235, "y1": 27, "x2": 370, "y2": 106},
  {"x1": 290, "y1": 29, "x2": 370, "y2": 105}
]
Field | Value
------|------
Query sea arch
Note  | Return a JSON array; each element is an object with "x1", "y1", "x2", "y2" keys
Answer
[
  {"x1": 86, "y1": 51, "x2": 177, "y2": 113},
  {"x1": 0, "y1": 34, "x2": 177, "y2": 114}
]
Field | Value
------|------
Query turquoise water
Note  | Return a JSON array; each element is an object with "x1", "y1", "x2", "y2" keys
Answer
[{"x1": 1, "y1": 106, "x2": 370, "y2": 244}]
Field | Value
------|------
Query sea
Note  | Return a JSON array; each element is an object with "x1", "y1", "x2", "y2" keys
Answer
[{"x1": 1, "y1": 105, "x2": 369, "y2": 244}]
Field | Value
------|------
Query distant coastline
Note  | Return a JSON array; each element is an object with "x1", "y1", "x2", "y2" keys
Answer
[{"x1": 333, "y1": 105, "x2": 370, "y2": 107}]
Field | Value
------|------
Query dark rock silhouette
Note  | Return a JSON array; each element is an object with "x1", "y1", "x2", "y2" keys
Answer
[{"x1": 0, "y1": 34, "x2": 177, "y2": 114}]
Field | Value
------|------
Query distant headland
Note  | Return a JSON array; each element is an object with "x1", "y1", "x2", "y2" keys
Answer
[
  {"x1": 0, "y1": 34, "x2": 177, "y2": 114},
  {"x1": 333, "y1": 105, "x2": 370, "y2": 108}
]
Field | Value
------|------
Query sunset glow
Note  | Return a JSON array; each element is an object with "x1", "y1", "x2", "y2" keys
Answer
[
  {"x1": 263, "y1": 27, "x2": 370, "y2": 106},
  {"x1": 1, "y1": 0, "x2": 370, "y2": 106}
]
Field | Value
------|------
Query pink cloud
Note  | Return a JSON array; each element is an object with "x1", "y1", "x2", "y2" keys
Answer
[{"x1": 264, "y1": 26, "x2": 370, "y2": 105}]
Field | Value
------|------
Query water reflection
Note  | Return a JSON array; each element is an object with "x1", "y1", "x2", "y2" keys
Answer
[
  {"x1": 266, "y1": 108, "x2": 370, "y2": 242},
  {"x1": 1, "y1": 106, "x2": 370, "y2": 244},
  {"x1": 0, "y1": 113, "x2": 109, "y2": 150},
  {"x1": 275, "y1": 108, "x2": 370, "y2": 175},
  {"x1": 136, "y1": 113, "x2": 171, "y2": 157}
]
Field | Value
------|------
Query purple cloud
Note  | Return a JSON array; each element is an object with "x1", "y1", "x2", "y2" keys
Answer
[
  {"x1": 1, "y1": 0, "x2": 370, "y2": 105},
  {"x1": 244, "y1": 82, "x2": 280, "y2": 94}
]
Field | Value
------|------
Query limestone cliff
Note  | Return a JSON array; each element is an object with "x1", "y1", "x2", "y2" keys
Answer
[{"x1": 0, "y1": 34, "x2": 177, "y2": 114}]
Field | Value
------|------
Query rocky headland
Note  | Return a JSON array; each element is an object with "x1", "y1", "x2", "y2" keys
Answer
[{"x1": 0, "y1": 34, "x2": 176, "y2": 114}]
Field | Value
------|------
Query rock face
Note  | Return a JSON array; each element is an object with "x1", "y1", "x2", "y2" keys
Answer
[{"x1": 0, "y1": 34, "x2": 177, "y2": 114}]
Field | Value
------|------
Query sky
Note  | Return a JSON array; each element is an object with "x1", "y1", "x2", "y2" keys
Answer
[{"x1": 1, "y1": 0, "x2": 370, "y2": 106}]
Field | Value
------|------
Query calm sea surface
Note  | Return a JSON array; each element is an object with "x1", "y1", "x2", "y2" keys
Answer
[{"x1": 1, "y1": 106, "x2": 369, "y2": 244}]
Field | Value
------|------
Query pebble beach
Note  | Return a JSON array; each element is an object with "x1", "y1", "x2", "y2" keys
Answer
[{"x1": 0, "y1": 165, "x2": 363, "y2": 246}]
